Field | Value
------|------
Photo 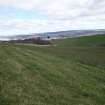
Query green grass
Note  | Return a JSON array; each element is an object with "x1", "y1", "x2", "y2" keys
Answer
[{"x1": 0, "y1": 34, "x2": 105, "y2": 105}]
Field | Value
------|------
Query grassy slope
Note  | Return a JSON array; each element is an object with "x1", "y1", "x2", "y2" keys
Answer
[{"x1": 0, "y1": 35, "x2": 105, "y2": 105}]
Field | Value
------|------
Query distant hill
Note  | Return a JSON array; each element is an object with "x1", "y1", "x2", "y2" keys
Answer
[{"x1": 1, "y1": 29, "x2": 105, "y2": 41}]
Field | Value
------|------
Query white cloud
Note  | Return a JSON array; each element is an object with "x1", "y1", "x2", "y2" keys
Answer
[
  {"x1": 0, "y1": 0, "x2": 105, "y2": 19},
  {"x1": 0, "y1": 0, "x2": 105, "y2": 36},
  {"x1": 0, "y1": 18, "x2": 105, "y2": 36}
]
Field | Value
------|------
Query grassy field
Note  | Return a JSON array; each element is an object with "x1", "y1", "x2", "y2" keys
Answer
[{"x1": 0, "y1": 35, "x2": 105, "y2": 105}]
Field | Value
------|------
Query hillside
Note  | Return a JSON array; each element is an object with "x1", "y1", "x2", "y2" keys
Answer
[
  {"x1": 0, "y1": 35, "x2": 105, "y2": 105},
  {"x1": 1, "y1": 29, "x2": 105, "y2": 41}
]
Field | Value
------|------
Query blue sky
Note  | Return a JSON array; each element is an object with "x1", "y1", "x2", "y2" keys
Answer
[
  {"x1": 0, "y1": 0, "x2": 105, "y2": 36},
  {"x1": 0, "y1": 6, "x2": 47, "y2": 20}
]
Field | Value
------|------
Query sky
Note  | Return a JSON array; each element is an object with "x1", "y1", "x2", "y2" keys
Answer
[{"x1": 0, "y1": 0, "x2": 105, "y2": 36}]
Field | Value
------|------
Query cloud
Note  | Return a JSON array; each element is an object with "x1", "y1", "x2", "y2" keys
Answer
[
  {"x1": 0, "y1": 0, "x2": 105, "y2": 19},
  {"x1": 0, "y1": 19, "x2": 73, "y2": 35},
  {"x1": 0, "y1": 0, "x2": 105, "y2": 36},
  {"x1": 0, "y1": 18, "x2": 105, "y2": 36}
]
